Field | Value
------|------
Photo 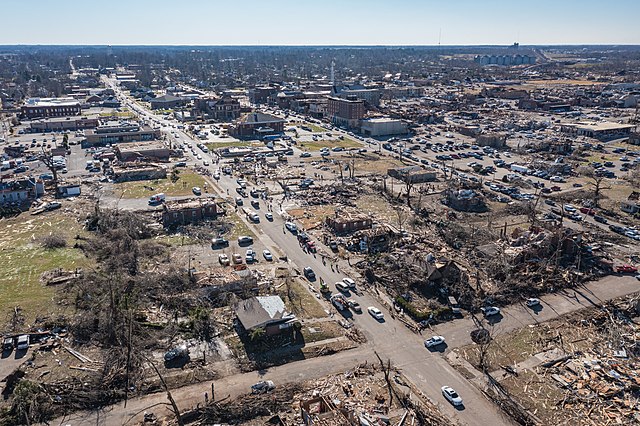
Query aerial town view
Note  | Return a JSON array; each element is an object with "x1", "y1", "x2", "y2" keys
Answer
[{"x1": 1, "y1": 1, "x2": 639, "y2": 425}]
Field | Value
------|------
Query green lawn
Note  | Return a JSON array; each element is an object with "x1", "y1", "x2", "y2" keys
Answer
[
  {"x1": 114, "y1": 171, "x2": 209, "y2": 199},
  {"x1": 306, "y1": 124, "x2": 328, "y2": 133},
  {"x1": 0, "y1": 214, "x2": 91, "y2": 327},
  {"x1": 207, "y1": 141, "x2": 252, "y2": 150},
  {"x1": 225, "y1": 212, "x2": 256, "y2": 241},
  {"x1": 299, "y1": 138, "x2": 361, "y2": 152},
  {"x1": 98, "y1": 111, "x2": 136, "y2": 118}
]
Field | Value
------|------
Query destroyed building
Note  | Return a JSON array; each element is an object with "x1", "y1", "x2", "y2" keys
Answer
[
  {"x1": 162, "y1": 198, "x2": 218, "y2": 227},
  {"x1": 193, "y1": 266, "x2": 258, "y2": 296},
  {"x1": 234, "y1": 295, "x2": 296, "y2": 336},
  {"x1": 111, "y1": 164, "x2": 167, "y2": 182},
  {"x1": 300, "y1": 396, "x2": 354, "y2": 425},
  {"x1": 442, "y1": 188, "x2": 487, "y2": 212},
  {"x1": 387, "y1": 166, "x2": 437, "y2": 183},
  {"x1": 325, "y1": 209, "x2": 373, "y2": 235}
]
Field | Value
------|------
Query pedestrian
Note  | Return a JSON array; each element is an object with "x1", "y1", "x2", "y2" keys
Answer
[{"x1": 205, "y1": 392, "x2": 209, "y2": 403}]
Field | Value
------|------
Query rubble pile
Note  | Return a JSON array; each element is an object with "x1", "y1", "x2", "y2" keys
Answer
[{"x1": 537, "y1": 301, "x2": 640, "y2": 424}]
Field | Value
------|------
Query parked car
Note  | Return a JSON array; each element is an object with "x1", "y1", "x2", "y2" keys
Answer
[
  {"x1": 335, "y1": 281, "x2": 349, "y2": 293},
  {"x1": 16, "y1": 334, "x2": 29, "y2": 351},
  {"x1": 192, "y1": 186, "x2": 202, "y2": 195},
  {"x1": 481, "y1": 306, "x2": 501, "y2": 317},
  {"x1": 232, "y1": 253, "x2": 243, "y2": 264},
  {"x1": 347, "y1": 299, "x2": 362, "y2": 313},
  {"x1": 342, "y1": 277, "x2": 356, "y2": 289},
  {"x1": 265, "y1": 212, "x2": 273, "y2": 221},
  {"x1": 164, "y1": 345, "x2": 189, "y2": 363},
  {"x1": 211, "y1": 237, "x2": 229, "y2": 247},
  {"x1": 251, "y1": 380, "x2": 275, "y2": 394},
  {"x1": 616, "y1": 265, "x2": 638, "y2": 274},
  {"x1": 218, "y1": 253, "x2": 230, "y2": 266},
  {"x1": 3, "y1": 337, "x2": 14, "y2": 353},
  {"x1": 245, "y1": 249, "x2": 255, "y2": 263},
  {"x1": 424, "y1": 336, "x2": 446, "y2": 348},
  {"x1": 237, "y1": 235, "x2": 253, "y2": 245},
  {"x1": 593, "y1": 215, "x2": 608, "y2": 224},
  {"x1": 368, "y1": 306, "x2": 384, "y2": 320},
  {"x1": 525, "y1": 298, "x2": 541, "y2": 308},
  {"x1": 441, "y1": 386, "x2": 463, "y2": 406},
  {"x1": 263, "y1": 249, "x2": 273, "y2": 261},
  {"x1": 303, "y1": 267, "x2": 316, "y2": 280},
  {"x1": 285, "y1": 222, "x2": 298, "y2": 233}
]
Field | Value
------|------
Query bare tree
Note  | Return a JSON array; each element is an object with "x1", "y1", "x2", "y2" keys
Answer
[
  {"x1": 578, "y1": 166, "x2": 611, "y2": 208},
  {"x1": 39, "y1": 147, "x2": 60, "y2": 197}
]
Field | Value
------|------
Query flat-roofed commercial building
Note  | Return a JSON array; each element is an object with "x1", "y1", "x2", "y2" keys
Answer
[
  {"x1": 560, "y1": 122, "x2": 636, "y2": 141},
  {"x1": 83, "y1": 122, "x2": 161, "y2": 147},
  {"x1": 21, "y1": 98, "x2": 81, "y2": 119},
  {"x1": 114, "y1": 141, "x2": 174, "y2": 162},
  {"x1": 30, "y1": 117, "x2": 99, "y2": 132},
  {"x1": 361, "y1": 118, "x2": 407, "y2": 136}
]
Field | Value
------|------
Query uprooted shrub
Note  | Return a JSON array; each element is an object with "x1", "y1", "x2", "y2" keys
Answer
[{"x1": 39, "y1": 234, "x2": 67, "y2": 249}]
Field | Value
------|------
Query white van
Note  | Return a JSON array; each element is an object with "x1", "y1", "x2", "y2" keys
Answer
[{"x1": 16, "y1": 334, "x2": 29, "y2": 350}]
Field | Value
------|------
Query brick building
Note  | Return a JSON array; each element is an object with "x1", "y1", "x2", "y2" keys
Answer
[
  {"x1": 162, "y1": 199, "x2": 218, "y2": 227},
  {"x1": 21, "y1": 98, "x2": 81, "y2": 119},
  {"x1": 326, "y1": 96, "x2": 365, "y2": 128},
  {"x1": 229, "y1": 112, "x2": 285, "y2": 139}
]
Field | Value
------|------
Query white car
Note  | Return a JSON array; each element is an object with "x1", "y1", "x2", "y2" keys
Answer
[
  {"x1": 342, "y1": 277, "x2": 356, "y2": 288},
  {"x1": 192, "y1": 186, "x2": 202, "y2": 195},
  {"x1": 335, "y1": 281, "x2": 349, "y2": 292},
  {"x1": 285, "y1": 221, "x2": 298, "y2": 232},
  {"x1": 265, "y1": 212, "x2": 273, "y2": 221},
  {"x1": 441, "y1": 386, "x2": 463, "y2": 406},
  {"x1": 245, "y1": 249, "x2": 255, "y2": 263},
  {"x1": 481, "y1": 306, "x2": 501, "y2": 317},
  {"x1": 218, "y1": 254, "x2": 230, "y2": 266},
  {"x1": 525, "y1": 298, "x2": 541, "y2": 307},
  {"x1": 368, "y1": 306, "x2": 384, "y2": 320},
  {"x1": 424, "y1": 336, "x2": 446, "y2": 348},
  {"x1": 262, "y1": 249, "x2": 273, "y2": 261}
]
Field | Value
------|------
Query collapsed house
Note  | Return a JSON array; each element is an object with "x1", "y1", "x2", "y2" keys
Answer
[
  {"x1": 111, "y1": 164, "x2": 167, "y2": 182},
  {"x1": 234, "y1": 295, "x2": 296, "y2": 336},
  {"x1": 162, "y1": 198, "x2": 218, "y2": 227},
  {"x1": 442, "y1": 188, "x2": 487, "y2": 212},
  {"x1": 325, "y1": 209, "x2": 373, "y2": 235},
  {"x1": 193, "y1": 266, "x2": 258, "y2": 296}
]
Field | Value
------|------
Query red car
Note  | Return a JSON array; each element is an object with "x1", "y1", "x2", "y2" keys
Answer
[
  {"x1": 306, "y1": 241, "x2": 317, "y2": 253},
  {"x1": 616, "y1": 265, "x2": 638, "y2": 274},
  {"x1": 579, "y1": 207, "x2": 595, "y2": 216}
]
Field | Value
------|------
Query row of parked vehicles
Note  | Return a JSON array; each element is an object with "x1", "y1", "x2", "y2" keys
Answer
[{"x1": 3, "y1": 334, "x2": 29, "y2": 354}]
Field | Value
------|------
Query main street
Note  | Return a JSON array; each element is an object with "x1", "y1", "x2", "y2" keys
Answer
[
  {"x1": 83, "y1": 79, "x2": 640, "y2": 426},
  {"x1": 104, "y1": 79, "x2": 513, "y2": 425}
]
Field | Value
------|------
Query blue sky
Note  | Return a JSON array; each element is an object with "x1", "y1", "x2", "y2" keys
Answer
[{"x1": 2, "y1": 0, "x2": 638, "y2": 45}]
